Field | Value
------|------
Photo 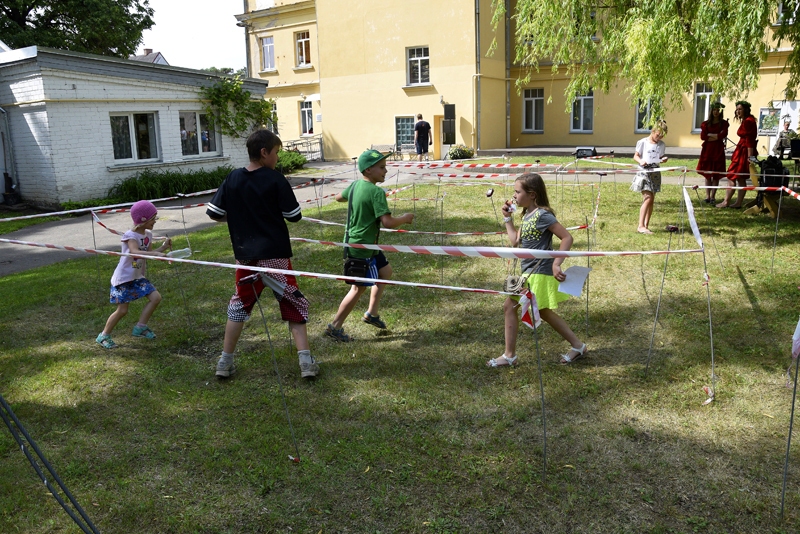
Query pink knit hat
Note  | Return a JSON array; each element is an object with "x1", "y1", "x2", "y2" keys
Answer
[{"x1": 130, "y1": 200, "x2": 157, "y2": 225}]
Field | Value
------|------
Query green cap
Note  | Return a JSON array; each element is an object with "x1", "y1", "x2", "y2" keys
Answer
[{"x1": 357, "y1": 149, "x2": 388, "y2": 173}]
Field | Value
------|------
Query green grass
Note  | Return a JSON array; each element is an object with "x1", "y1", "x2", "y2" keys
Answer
[{"x1": 2, "y1": 178, "x2": 800, "y2": 533}]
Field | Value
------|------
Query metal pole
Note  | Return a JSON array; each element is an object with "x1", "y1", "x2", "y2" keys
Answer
[
  {"x1": 780, "y1": 349, "x2": 800, "y2": 521},
  {"x1": 644, "y1": 231, "x2": 672, "y2": 376},
  {"x1": 771, "y1": 188, "x2": 784, "y2": 274},
  {"x1": 585, "y1": 215, "x2": 590, "y2": 341}
]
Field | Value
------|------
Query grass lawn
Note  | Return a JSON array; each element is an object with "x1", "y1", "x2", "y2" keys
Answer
[{"x1": 2, "y1": 174, "x2": 800, "y2": 533}]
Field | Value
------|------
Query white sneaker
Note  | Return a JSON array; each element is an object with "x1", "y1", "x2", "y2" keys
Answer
[
  {"x1": 300, "y1": 357, "x2": 319, "y2": 378},
  {"x1": 216, "y1": 357, "x2": 235, "y2": 378}
]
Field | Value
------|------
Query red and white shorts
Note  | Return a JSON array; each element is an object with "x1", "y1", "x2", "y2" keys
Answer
[{"x1": 227, "y1": 258, "x2": 308, "y2": 324}]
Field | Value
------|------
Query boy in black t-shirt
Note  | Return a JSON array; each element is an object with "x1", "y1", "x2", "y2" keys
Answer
[{"x1": 207, "y1": 129, "x2": 319, "y2": 379}]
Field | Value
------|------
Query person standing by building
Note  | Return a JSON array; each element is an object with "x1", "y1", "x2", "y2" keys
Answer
[
  {"x1": 717, "y1": 101, "x2": 757, "y2": 209},
  {"x1": 696, "y1": 102, "x2": 729, "y2": 204},
  {"x1": 414, "y1": 114, "x2": 432, "y2": 161}
]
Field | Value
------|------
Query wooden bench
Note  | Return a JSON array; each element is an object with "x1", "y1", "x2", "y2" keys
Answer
[
  {"x1": 398, "y1": 143, "x2": 430, "y2": 160},
  {"x1": 369, "y1": 143, "x2": 399, "y2": 161}
]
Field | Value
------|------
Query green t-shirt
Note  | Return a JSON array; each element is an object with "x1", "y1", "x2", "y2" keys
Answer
[{"x1": 342, "y1": 179, "x2": 391, "y2": 259}]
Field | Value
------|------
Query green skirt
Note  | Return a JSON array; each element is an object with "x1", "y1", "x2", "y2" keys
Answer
[{"x1": 525, "y1": 273, "x2": 570, "y2": 310}]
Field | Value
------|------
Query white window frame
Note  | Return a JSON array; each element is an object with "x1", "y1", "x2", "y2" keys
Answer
[
  {"x1": 522, "y1": 88, "x2": 544, "y2": 133},
  {"x1": 110, "y1": 112, "x2": 159, "y2": 162},
  {"x1": 267, "y1": 101, "x2": 278, "y2": 134},
  {"x1": 295, "y1": 31, "x2": 311, "y2": 67},
  {"x1": 570, "y1": 90, "x2": 594, "y2": 133},
  {"x1": 693, "y1": 83, "x2": 714, "y2": 132},
  {"x1": 776, "y1": 2, "x2": 797, "y2": 25},
  {"x1": 179, "y1": 111, "x2": 220, "y2": 157},
  {"x1": 300, "y1": 101, "x2": 313, "y2": 135},
  {"x1": 635, "y1": 99, "x2": 654, "y2": 133},
  {"x1": 261, "y1": 36, "x2": 275, "y2": 71},
  {"x1": 395, "y1": 115, "x2": 415, "y2": 147},
  {"x1": 407, "y1": 46, "x2": 430, "y2": 86}
]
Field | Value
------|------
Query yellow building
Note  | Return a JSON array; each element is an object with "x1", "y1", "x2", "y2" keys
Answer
[{"x1": 238, "y1": 1, "x2": 794, "y2": 159}]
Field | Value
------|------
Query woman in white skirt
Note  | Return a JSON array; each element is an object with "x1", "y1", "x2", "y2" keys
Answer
[{"x1": 631, "y1": 120, "x2": 669, "y2": 234}]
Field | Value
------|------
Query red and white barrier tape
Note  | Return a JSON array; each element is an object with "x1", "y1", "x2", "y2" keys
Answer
[
  {"x1": 387, "y1": 162, "x2": 558, "y2": 169},
  {"x1": 288, "y1": 237, "x2": 702, "y2": 259},
  {"x1": 301, "y1": 217, "x2": 506, "y2": 236},
  {"x1": 0, "y1": 237, "x2": 511, "y2": 296}
]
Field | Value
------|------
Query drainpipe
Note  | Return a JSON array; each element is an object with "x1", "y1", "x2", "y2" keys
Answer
[
  {"x1": 505, "y1": 0, "x2": 511, "y2": 149},
  {"x1": 242, "y1": 0, "x2": 251, "y2": 77},
  {"x1": 474, "y1": 0, "x2": 481, "y2": 151},
  {"x1": 0, "y1": 106, "x2": 18, "y2": 195}
]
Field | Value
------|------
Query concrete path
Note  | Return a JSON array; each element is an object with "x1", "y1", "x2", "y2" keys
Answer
[{"x1": 0, "y1": 159, "x2": 704, "y2": 277}]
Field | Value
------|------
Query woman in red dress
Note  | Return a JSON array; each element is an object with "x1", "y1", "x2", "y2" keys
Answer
[
  {"x1": 717, "y1": 101, "x2": 757, "y2": 208},
  {"x1": 696, "y1": 102, "x2": 729, "y2": 203}
]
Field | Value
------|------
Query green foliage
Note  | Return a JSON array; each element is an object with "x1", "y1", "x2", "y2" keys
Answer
[
  {"x1": 0, "y1": 0, "x2": 154, "y2": 57},
  {"x1": 493, "y1": 0, "x2": 786, "y2": 122},
  {"x1": 107, "y1": 166, "x2": 233, "y2": 203},
  {"x1": 202, "y1": 66, "x2": 248, "y2": 78},
  {"x1": 448, "y1": 144, "x2": 476, "y2": 160},
  {"x1": 199, "y1": 76, "x2": 275, "y2": 138},
  {"x1": 276, "y1": 149, "x2": 307, "y2": 174}
]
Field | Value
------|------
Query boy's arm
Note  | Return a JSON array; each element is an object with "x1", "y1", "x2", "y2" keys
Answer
[
  {"x1": 380, "y1": 212, "x2": 414, "y2": 229},
  {"x1": 335, "y1": 193, "x2": 347, "y2": 202}
]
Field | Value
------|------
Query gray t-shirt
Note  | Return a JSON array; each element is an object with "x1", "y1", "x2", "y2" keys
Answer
[{"x1": 519, "y1": 207, "x2": 558, "y2": 275}]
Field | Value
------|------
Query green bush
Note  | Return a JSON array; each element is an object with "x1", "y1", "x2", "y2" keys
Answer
[
  {"x1": 448, "y1": 144, "x2": 475, "y2": 160},
  {"x1": 277, "y1": 149, "x2": 307, "y2": 174},
  {"x1": 107, "y1": 166, "x2": 234, "y2": 204}
]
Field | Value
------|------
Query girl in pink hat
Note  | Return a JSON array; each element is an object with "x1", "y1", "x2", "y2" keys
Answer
[{"x1": 96, "y1": 200, "x2": 172, "y2": 349}]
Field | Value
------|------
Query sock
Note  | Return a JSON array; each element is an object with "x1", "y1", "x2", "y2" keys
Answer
[
  {"x1": 298, "y1": 349, "x2": 313, "y2": 364},
  {"x1": 220, "y1": 351, "x2": 234, "y2": 361}
]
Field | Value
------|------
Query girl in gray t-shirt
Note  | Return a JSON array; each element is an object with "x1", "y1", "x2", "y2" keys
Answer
[{"x1": 487, "y1": 173, "x2": 587, "y2": 368}]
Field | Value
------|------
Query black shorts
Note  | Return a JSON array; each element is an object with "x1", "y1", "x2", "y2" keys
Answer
[{"x1": 415, "y1": 141, "x2": 428, "y2": 154}]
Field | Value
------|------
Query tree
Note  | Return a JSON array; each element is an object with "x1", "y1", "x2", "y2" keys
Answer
[
  {"x1": 202, "y1": 67, "x2": 248, "y2": 78},
  {"x1": 0, "y1": 0, "x2": 154, "y2": 58},
  {"x1": 199, "y1": 75, "x2": 275, "y2": 138},
  {"x1": 493, "y1": 0, "x2": 799, "y2": 122}
]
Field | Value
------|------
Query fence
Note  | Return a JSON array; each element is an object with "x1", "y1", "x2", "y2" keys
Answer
[{"x1": 284, "y1": 134, "x2": 324, "y2": 162}]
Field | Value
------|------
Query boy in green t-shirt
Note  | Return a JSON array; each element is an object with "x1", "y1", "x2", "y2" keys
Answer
[{"x1": 325, "y1": 149, "x2": 414, "y2": 342}]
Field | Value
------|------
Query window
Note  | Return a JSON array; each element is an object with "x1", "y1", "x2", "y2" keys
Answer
[
  {"x1": 777, "y1": 2, "x2": 797, "y2": 24},
  {"x1": 570, "y1": 90, "x2": 594, "y2": 133},
  {"x1": 261, "y1": 36, "x2": 275, "y2": 71},
  {"x1": 407, "y1": 47, "x2": 430, "y2": 85},
  {"x1": 179, "y1": 112, "x2": 218, "y2": 156},
  {"x1": 395, "y1": 116, "x2": 415, "y2": 146},
  {"x1": 523, "y1": 88, "x2": 544, "y2": 132},
  {"x1": 635, "y1": 99, "x2": 654, "y2": 133},
  {"x1": 300, "y1": 101, "x2": 313, "y2": 135},
  {"x1": 110, "y1": 113, "x2": 158, "y2": 161},
  {"x1": 296, "y1": 31, "x2": 311, "y2": 66},
  {"x1": 267, "y1": 101, "x2": 278, "y2": 134},
  {"x1": 693, "y1": 83, "x2": 714, "y2": 130}
]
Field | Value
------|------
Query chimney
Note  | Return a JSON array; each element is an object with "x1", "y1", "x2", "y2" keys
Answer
[{"x1": 144, "y1": 48, "x2": 153, "y2": 55}]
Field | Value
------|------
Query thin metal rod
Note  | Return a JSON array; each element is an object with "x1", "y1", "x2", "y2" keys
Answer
[
  {"x1": 693, "y1": 188, "x2": 725, "y2": 272},
  {"x1": 781, "y1": 351, "x2": 800, "y2": 521},
  {"x1": 585, "y1": 215, "x2": 590, "y2": 341},
  {"x1": 532, "y1": 323, "x2": 547, "y2": 483},
  {"x1": 701, "y1": 248, "x2": 717, "y2": 397},
  {"x1": 771, "y1": 188, "x2": 784, "y2": 274},
  {"x1": 249, "y1": 280, "x2": 301, "y2": 461},
  {"x1": 644, "y1": 230, "x2": 672, "y2": 376}
]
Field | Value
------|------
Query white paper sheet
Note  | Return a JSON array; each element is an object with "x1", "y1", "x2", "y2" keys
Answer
[{"x1": 558, "y1": 265, "x2": 592, "y2": 297}]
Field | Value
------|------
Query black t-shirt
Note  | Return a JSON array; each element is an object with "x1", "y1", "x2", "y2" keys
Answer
[
  {"x1": 415, "y1": 120, "x2": 431, "y2": 142},
  {"x1": 206, "y1": 166, "x2": 302, "y2": 261}
]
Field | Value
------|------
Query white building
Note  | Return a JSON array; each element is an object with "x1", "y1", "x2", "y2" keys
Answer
[{"x1": 0, "y1": 46, "x2": 268, "y2": 207}]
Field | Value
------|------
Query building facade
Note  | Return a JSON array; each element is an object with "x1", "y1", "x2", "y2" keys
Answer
[
  {"x1": 238, "y1": 0, "x2": 794, "y2": 160},
  {"x1": 0, "y1": 46, "x2": 268, "y2": 206}
]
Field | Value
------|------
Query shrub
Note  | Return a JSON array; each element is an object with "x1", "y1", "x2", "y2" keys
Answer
[
  {"x1": 448, "y1": 144, "x2": 475, "y2": 160},
  {"x1": 107, "y1": 165, "x2": 233, "y2": 204},
  {"x1": 277, "y1": 149, "x2": 307, "y2": 174}
]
